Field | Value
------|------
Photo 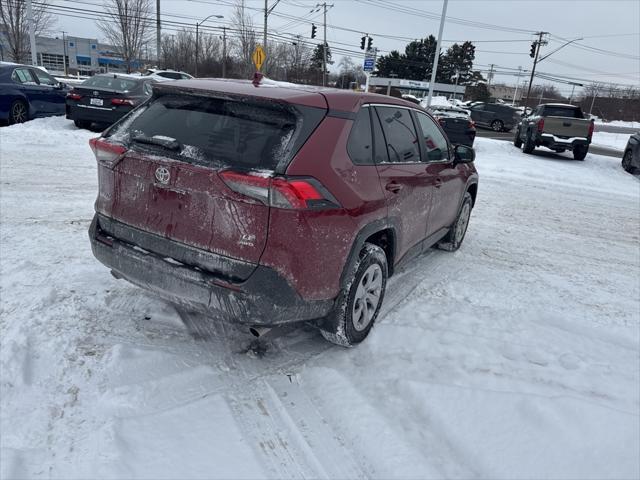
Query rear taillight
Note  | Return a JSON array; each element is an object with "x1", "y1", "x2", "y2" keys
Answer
[
  {"x1": 537, "y1": 118, "x2": 545, "y2": 132},
  {"x1": 219, "y1": 171, "x2": 339, "y2": 210},
  {"x1": 111, "y1": 98, "x2": 135, "y2": 106},
  {"x1": 66, "y1": 92, "x2": 82, "y2": 101},
  {"x1": 588, "y1": 120, "x2": 595, "y2": 138},
  {"x1": 469, "y1": 120, "x2": 476, "y2": 129},
  {"x1": 89, "y1": 137, "x2": 127, "y2": 168}
]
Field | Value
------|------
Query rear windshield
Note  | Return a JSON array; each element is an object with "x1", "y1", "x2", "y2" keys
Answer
[
  {"x1": 543, "y1": 106, "x2": 584, "y2": 118},
  {"x1": 108, "y1": 94, "x2": 298, "y2": 170},
  {"x1": 82, "y1": 76, "x2": 139, "y2": 92}
]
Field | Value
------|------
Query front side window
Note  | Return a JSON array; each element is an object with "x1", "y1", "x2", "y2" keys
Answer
[
  {"x1": 470, "y1": 104, "x2": 485, "y2": 111},
  {"x1": 415, "y1": 112, "x2": 450, "y2": 162},
  {"x1": 347, "y1": 108, "x2": 374, "y2": 165},
  {"x1": 31, "y1": 68, "x2": 57, "y2": 86},
  {"x1": 375, "y1": 106, "x2": 421, "y2": 163}
]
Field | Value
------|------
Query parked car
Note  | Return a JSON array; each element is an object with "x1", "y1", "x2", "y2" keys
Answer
[
  {"x1": 622, "y1": 133, "x2": 640, "y2": 173},
  {"x1": 428, "y1": 104, "x2": 476, "y2": 147},
  {"x1": 0, "y1": 62, "x2": 69, "y2": 124},
  {"x1": 88, "y1": 79, "x2": 478, "y2": 346},
  {"x1": 514, "y1": 103, "x2": 594, "y2": 160},
  {"x1": 142, "y1": 69, "x2": 193, "y2": 80},
  {"x1": 467, "y1": 102, "x2": 520, "y2": 132},
  {"x1": 66, "y1": 73, "x2": 155, "y2": 129}
]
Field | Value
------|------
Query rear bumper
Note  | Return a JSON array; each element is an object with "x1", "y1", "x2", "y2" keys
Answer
[
  {"x1": 539, "y1": 133, "x2": 590, "y2": 150},
  {"x1": 66, "y1": 103, "x2": 131, "y2": 125},
  {"x1": 89, "y1": 215, "x2": 333, "y2": 325}
]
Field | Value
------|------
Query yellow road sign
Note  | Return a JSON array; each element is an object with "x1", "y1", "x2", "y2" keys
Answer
[{"x1": 252, "y1": 45, "x2": 266, "y2": 71}]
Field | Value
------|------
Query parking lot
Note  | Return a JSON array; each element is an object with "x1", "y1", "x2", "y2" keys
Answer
[{"x1": 1, "y1": 117, "x2": 639, "y2": 479}]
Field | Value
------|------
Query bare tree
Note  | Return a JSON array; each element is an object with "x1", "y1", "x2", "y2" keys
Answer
[
  {"x1": 0, "y1": 0, "x2": 55, "y2": 62},
  {"x1": 98, "y1": 0, "x2": 153, "y2": 73},
  {"x1": 231, "y1": 0, "x2": 256, "y2": 77}
]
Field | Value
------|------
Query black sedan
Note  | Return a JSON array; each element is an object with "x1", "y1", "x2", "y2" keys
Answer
[
  {"x1": 622, "y1": 133, "x2": 640, "y2": 174},
  {"x1": 66, "y1": 74, "x2": 154, "y2": 129},
  {"x1": 0, "y1": 62, "x2": 69, "y2": 124},
  {"x1": 427, "y1": 105, "x2": 476, "y2": 147}
]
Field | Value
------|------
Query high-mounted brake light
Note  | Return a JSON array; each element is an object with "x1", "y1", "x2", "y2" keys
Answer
[
  {"x1": 111, "y1": 98, "x2": 135, "y2": 106},
  {"x1": 89, "y1": 137, "x2": 127, "y2": 168},
  {"x1": 66, "y1": 92, "x2": 82, "y2": 100},
  {"x1": 537, "y1": 118, "x2": 545, "y2": 132},
  {"x1": 219, "y1": 171, "x2": 338, "y2": 210}
]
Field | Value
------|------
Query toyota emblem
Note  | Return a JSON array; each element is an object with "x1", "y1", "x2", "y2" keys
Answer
[
  {"x1": 93, "y1": 90, "x2": 99, "y2": 96},
  {"x1": 155, "y1": 166, "x2": 170, "y2": 184}
]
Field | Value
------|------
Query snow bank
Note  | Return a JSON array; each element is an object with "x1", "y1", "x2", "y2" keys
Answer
[
  {"x1": 1, "y1": 117, "x2": 639, "y2": 479},
  {"x1": 592, "y1": 131, "x2": 633, "y2": 151},
  {"x1": 596, "y1": 120, "x2": 640, "y2": 129}
]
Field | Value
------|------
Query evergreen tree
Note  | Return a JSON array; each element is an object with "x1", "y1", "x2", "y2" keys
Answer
[{"x1": 309, "y1": 43, "x2": 333, "y2": 84}]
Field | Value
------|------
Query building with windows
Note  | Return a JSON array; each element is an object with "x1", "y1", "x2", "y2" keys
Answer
[
  {"x1": 0, "y1": 31, "x2": 142, "y2": 75},
  {"x1": 368, "y1": 77, "x2": 467, "y2": 100}
]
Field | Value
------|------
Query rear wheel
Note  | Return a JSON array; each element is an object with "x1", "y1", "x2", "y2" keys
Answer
[
  {"x1": 573, "y1": 145, "x2": 588, "y2": 161},
  {"x1": 513, "y1": 127, "x2": 523, "y2": 148},
  {"x1": 491, "y1": 119, "x2": 504, "y2": 132},
  {"x1": 74, "y1": 119, "x2": 91, "y2": 129},
  {"x1": 622, "y1": 150, "x2": 636, "y2": 173},
  {"x1": 437, "y1": 192, "x2": 473, "y2": 252},
  {"x1": 9, "y1": 100, "x2": 28, "y2": 124},
  {"x1": 320, "y1": 243, "x2": 387, "y2": 347},
  {"x1": 522, "y1": 132, "x2": 535, "y2": 154}
]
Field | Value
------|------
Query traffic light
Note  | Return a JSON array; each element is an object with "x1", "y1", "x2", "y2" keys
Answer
[
  {"x1": 529, "y1": 42, "x2": 536, "y2": 58},
  {"x1": 360, "y1": 36, "x2": 366, "y2": 50},
  {"x1": 367, "y1": 37, "x2": 373, "y2": 50},
  {"x1": 311, "y1": 24, "x2": 317, "y2": 39}
]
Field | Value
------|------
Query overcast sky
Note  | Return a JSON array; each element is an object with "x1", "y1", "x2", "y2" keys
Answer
[{"x1": 53, "y1": 0, "x2": 640, "y2": 94}]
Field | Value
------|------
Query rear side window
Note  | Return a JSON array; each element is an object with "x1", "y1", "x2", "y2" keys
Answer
[
  {"x1": 347, "y1": 108, "x2": 374, "y2": 165},
  {"x1": 110, "y1": 94, "x2": 298, "y2": 170},
  {"x1": 82, "y1": 76, "x2": 139, "y2": 91},
  {"x1": 12, "y1": 68, "x2": 36, "y2": 85},
  {"x1": 375, "y1": 106, "x2": 421, "y2": 163},
  {"x1": 542, "y1": 106, "x2": 584, "y2": 118},
  {"x1": 159, "y1": 72, "x2": 182, "y2": 79}
]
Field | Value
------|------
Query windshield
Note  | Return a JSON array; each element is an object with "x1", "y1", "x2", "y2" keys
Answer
[{"x1": 82, "y1": 76, "x2": 139, "y2": 92}]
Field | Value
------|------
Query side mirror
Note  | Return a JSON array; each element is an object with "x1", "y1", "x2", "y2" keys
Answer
[{"x1": 454, "y1": 144, "x2": 475, "y2": 164}]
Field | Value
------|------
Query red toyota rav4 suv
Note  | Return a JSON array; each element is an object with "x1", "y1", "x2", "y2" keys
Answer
[{"x1": 89, "y1": 79, "x2": 478, "y2": 346}]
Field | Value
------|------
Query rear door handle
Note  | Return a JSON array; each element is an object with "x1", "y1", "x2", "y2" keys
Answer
[
  {"x1": 434, "y1": 178, "x2": 443, "y2": 188},
  {"x1": 385, "y1": 182, "x2": 403, "y2": 193}
]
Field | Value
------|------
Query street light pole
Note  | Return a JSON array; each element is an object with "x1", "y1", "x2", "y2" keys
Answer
[
  {"x1": 426, "y1": 0, "x2": 448, "y2": 107},
  {"x1": 195, "y1": 14, "x2": 224, "y2": 77},
  {"x1": 62, "y1": 31, "x2": 68, "y2": 76},
  {"x1": 26, "y1": 0, "x2": 37, "y2": 65}
]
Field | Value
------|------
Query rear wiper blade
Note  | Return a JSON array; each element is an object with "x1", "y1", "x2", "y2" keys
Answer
[{"x1": 132, "y1": 134, "x2": 181, "y2": 151}]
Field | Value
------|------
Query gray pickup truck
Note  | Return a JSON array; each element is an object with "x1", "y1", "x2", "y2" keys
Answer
[{"x1": 514, "y1": 103, "x2": 595, "y2": 160}]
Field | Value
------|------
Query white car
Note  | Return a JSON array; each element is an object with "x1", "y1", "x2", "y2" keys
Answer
[{"x1": 142, "y1": 69, "x2": 193, "y2": 81}]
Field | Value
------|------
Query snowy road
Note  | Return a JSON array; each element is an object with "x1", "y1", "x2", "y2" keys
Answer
[{"x1": 1, "y1": 117, "x2": 639, "y2": 479}]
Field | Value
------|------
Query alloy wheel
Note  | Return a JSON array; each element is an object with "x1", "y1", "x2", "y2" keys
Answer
[
  {"x1": 11, "y1": 102, "x2": 27, "y2": 123},
  {"x1": 352, "y1": 264, "x2": 383, "y2": 332}
]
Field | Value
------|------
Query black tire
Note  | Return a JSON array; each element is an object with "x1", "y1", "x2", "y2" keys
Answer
[
  {"x1": 437, "y1": 192, "x2": 473, "y2": 252},
  {"x1": 513, "y1": 128, "x2": 523, "y2": 148},
  {"x1": 573, "y1": 145, "x2": 588, "y2": 161},
  {"x1": 320, "y1": 243, "x2": 388, "y2": 347},
  {"x1": 491, "y1": 119, "x2": 504, "y2": 132},
  {"x1": 522, "y1": 132, "x2": 535, "y2": 154},
  {"x1": 74, "y1": 119, "x2": 91, "y2": 129},
  {"x1": 622, "y1": 150, "x2": 636, "y2": 173},
  {"x1": 9, "y1": 100, "x2": 28, "y2": 124}
]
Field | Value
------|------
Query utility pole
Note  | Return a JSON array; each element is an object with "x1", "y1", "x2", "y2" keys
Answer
[
  {"x1": 62, "y1": 31, "x2": 68, "y2": 76},
  {"x1": 322, "y1": 2, "x2": 327, "y2": 86},
  {"x1": 156, "y1": 0, "x2": 161, "y2": 64},
  {"x1": 524, "y1": 31, "x2": 548, "y2": 108},
  {"x1": 26, "y1": 0, "x2": 37, "y2": 65},
  {"x1": 222, "y1": 27, "x2": 227, "y2": 78},
  {"x1": 426, "y1": 0, "x2": 448, "y2": 107},
  {"x1": 262, "y1": 0, "x2": 280, "y2": 74},
  {"x1": 487, "y1": 64, "x2": 495, "y2": 87},
  {"x1": 512, "y1": 66, "x2": 522, "y2": 105}
]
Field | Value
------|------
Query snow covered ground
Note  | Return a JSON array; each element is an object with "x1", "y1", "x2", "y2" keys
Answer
[
  {"x1": 1, "y1": 117, "x2": 639, "y2": 479},
  {"x1": 596, "y1": 120, "x2": 640, "y2": 129},
  {"x1": 592, "y1": 130, "x2": 634, "y2": 151}
]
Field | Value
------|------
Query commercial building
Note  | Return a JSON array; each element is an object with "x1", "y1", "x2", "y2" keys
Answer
[
  {"x1": 368, "y1": 77, "x2": 467, "y2": 100},
  {"x1": 0, "y1": 31, "x2": 141, "y2": 75}
]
